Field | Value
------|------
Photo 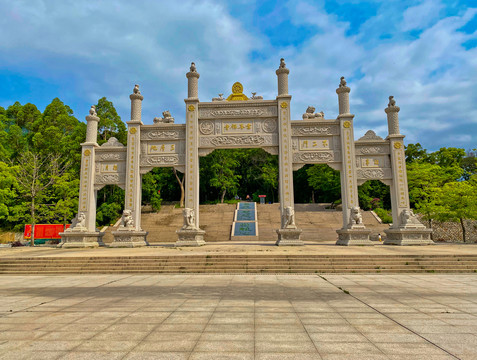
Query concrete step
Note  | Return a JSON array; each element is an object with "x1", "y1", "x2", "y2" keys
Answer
[
  {"x1": 2, "y1": 268, "x2": 476, "y2": 275},
  {"x1": 1, "y1": 254, "x2": 477, "y2": 274},
  {"x1": 137, "y1": 203, "x2": 391, "y2": 243}
]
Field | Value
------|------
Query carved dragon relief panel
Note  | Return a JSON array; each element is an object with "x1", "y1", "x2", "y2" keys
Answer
[
  {"x1": 198, "y1": 104, "x2": 277, "y2": 119},
  {"x1": 291, "y1": 123, "x2": 340, "y2": 136},
  {"x1": 199, "y1": 134, "x2": 277, "y2": 148},
  {"x1": 140, "y1": 126, "x2": 185, "y2": 140},
  {"x1": 292, "y1": 151, "x2": 341, "y2": 163},
  {"x1": 355, "y1": 144, "x2": 390, "y2": 155},
  {"x1": 357, "y1": 168, "x2": 393, "y2": 186},
  {"x1": 139, "y1": 154, "x2": 185, "y2": 167}
]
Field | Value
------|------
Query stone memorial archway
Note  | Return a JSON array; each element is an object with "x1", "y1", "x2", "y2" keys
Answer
[{"x1": 59, "y1": 59, "x2": 432, "y2": 248}]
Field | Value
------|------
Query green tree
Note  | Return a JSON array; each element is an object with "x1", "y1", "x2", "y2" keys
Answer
[
  {"x1": 405, "y1": 143, "x2": 429, "y2": 163},
  {"x1": 12, "y1": 152, "x2": 70, "y2": 246},
  {"x1": 461, "y1": 149, "x2": 477, "y2": 181},
  {"x1": 306, "y1": 164, "x2": 341, "y2": 203},
  {"x1": 96, "y1": 185, "x2": 125, "y2": 227},
  {"x1": 407, "y1": 161, "x2": 462, "y2": 229},
  {"x1": 51, "y1": 173, "x2": 80, "y2": 226},
  {"x1": 261, "y1": 163, "x2": 278, "y2": 203},
  {"x1": 31, "y1": 98, "x2": 79, "y2": 157},
  {"x1": 437, "y1": 181, "x2": 477, "y2": 242},
  {"x1": 172, "y1": 168, "x2": 185, "y2": 207},
  {"x1": 95, "y1": 97, "x2": 127, "y2": 145},
  {"x1": 0, "y1": 162, "x2": 17, "y2": 226},
  {"x1": 207, "y1": 150, "x2": 242, "y2": 203},
  {"x1": 429, "y1": 147, "x2": 466, "y2": 168},
  {"x1": 358, "y1": 180, "x2": 391, "y2": 210}
]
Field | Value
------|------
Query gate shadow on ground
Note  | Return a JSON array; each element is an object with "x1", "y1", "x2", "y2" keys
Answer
[{"x1": 0, "y1": 282, "x2": 346, "y2": 302}]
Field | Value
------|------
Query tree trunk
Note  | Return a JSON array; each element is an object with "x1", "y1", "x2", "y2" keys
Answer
[
  {"x1": 30, "y1": 200, "x2": 35, "y2": 247},
  {"x1": 221, "y1": 189, "x2": 226, "y2": 204},
  {"x1": 429, "y1": 218, "x2": 433, "y2": 240},
  {"x1": 460, "y1": 217, "x2": 466, "y2": 243},
  {"x1": 173, "y1": 168, "x2": 185, "y2": 208},
  {"x1": 311, "y1": 190, "x2": 315, "y2": 204}
]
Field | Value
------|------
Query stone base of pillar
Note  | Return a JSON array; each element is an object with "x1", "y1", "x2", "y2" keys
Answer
[
  {"x1": 336, "y1": 228, "x2": 373, "y2": 246},
  {"x1": 175, "y1": 228, "x2": 206, "y2": 247},
  {"x1": 276, "y1": 228, "x2": 303, "y2": 246},
  {"x1": 58, "y1": 231, "x2": 105, "y2": 248},
  {"x1": 383, "y1": 228, "x2": 433, "y2": 245},
  {"x1": 110, "y1": 230, "x2": 149, "y2": 247}
]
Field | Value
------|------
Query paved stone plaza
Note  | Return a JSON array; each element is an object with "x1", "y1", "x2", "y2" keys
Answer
[{"x1": 0, "y1": 274, "x2": 476, "y2": 359}]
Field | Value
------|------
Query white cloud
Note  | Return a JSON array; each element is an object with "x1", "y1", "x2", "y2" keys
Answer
[
  {"x1": 401, "y1": 0, "x2": 443, "y2": 31},
  {"x1": 0, "y1": 0, "x2": 475, "y2": 151}
]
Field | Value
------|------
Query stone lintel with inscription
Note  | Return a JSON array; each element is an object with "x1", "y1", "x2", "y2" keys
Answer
[
  {"x1": 140, "y1": 124, "x2": 186, "y2": 140},
  {"x1": 291, "y1": 120, "x2": 340, "y2": 136},
  {"x1": 198, "y1": 100, "x2": 278, "y2": 119}
]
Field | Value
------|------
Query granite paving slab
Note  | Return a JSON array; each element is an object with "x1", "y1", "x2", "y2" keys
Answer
[{"x1": 0, "y1": 274, "x2": 475, "y2": 359}]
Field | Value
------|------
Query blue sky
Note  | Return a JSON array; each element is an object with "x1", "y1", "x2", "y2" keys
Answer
[{"x1": 0, "y1": 0, "x2": 476, "y2": 151}]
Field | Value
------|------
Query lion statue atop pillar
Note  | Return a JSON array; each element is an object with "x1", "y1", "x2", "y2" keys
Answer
[
  {"x1": 302, "y1": 106, "x2": 324, "y2": 120},
  {"x1": 153, "y1": 111, "x2": 175, "y2": 124}
]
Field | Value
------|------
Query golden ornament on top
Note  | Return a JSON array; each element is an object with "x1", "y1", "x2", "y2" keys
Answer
[
  {"x1": 280, "y1": 102, "x2": 288, "y2": 109},
  {"x1": 188, "y1": 105, "x2": 195, "y2": 112},
  {"x1": 394, "y1": 142, "x2": 402, "y2": 149},
  {"x1": 343, "y1": 121, "x2": 351, "y2": 128},
  {"x1": 83, "y1": 149, "x2": 91, "y2": 156},
  {"x1": 130, "y1": 128, "x2": 137, "y2": 134},
  {"x1": 232, "y1": 82, "x2": 243, "y2": 94},
  {"x1": 226, "y1": 82, "x2": 249, "y2": 101}
]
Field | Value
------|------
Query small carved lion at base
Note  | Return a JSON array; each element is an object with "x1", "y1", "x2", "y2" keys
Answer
[
  {"x1": 348, "y1": 207, "x2": 364, "y2": 228},
  {"x1": 181, "y1": 208, "x2": 197, "y2": 230},
  {"x1": 120, "y1": 210, "x2": 134, "y2": 229}
]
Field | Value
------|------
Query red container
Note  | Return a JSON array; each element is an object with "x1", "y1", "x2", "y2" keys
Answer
[{"x1": 24, "y1": 224, "x2": 71, "y2": 240}]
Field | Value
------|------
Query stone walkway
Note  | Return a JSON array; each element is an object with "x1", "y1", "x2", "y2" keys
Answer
[
  {"x1": 2, "y1": 242, "x2": 477, "y2": 258},
  {"x1": 0, "y1": 274, "x2": 476, "y2": 359}
]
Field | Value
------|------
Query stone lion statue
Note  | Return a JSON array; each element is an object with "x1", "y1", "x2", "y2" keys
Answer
[
  {"x1": 400, "y1": 209, "x2": 422, "y2": 228},
  {"x1": 280, "y1": 58, "x2": 286, "y2": 68},
  {"x1": 153, "y1": 110, "x2": 175, "y2": 124},
  {"x1": 182, "y1": 208, "x2": 196, "y2": 230},
  {"x1": 302, "y1": 106, "x2": 324, "y2": 120},
  {"x1": 120, "y1": 210, "x2": 134, "y2": 228},
  {"x1": 339, "y1": 76, "x2": 347, "y2": 88},
  {"x1": 190, "y1": 62, "x2": 197, "y2": 72},
  {"x1": 388, "y1": 96, "x2": 396, "y2": 107},
  {"x1": 133, "y1": 84, "x2": 140, "y2": 94},
  {"x1": 283, "y1": 206, "x2": 296, "y2": 229},
  {"x1": 69, "y1": 212, "x2": 87, "y2": 232},
  {"x1": 348, "y1": 207, "x2": 363, "y2": 227},
  {"x1": 89, "y1": 105, "x2": 96, "y2": 116}
]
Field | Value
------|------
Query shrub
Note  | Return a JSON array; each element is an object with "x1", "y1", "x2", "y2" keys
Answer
[{"x1": 374, "y1": 208, "x2": 393, "y2": 223}]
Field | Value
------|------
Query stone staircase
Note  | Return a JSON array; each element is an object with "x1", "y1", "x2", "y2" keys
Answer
[
  {"x1": 1, "y1": 255, "x2": 477, "y2": 274},
  {"x1": 102, "y1": 203, "x2": 389, "y2": 243}
]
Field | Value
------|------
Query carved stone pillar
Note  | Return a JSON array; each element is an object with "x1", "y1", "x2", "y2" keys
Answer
[
  {"x1": 176, "y1": 63, "x2": 205, "y2": 246},
  {"x1": 336, "y1": 77, "x2": 351, "y2": 115},
  {"x1": 59, "y1": 106, "x2": 105, "y2": 248},
  {"x1": 384, "y1": 98, "x2": 433, "y2": 245},
  {"x1": 111, "y1": 85, "x2": 148, "y2": 247},
  {"x1": 275, "y1": 59, "x2": 302, "y2": 246},
  {"x1": 276, "y1": 58, "x2": 289, "y2": 96},
  {"x1": 335, "y1": 78, "x2": 372, "y2": 245}
]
